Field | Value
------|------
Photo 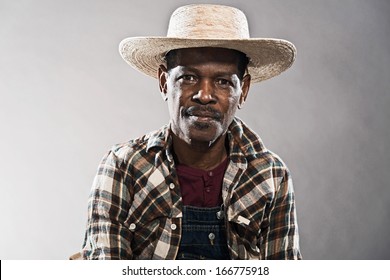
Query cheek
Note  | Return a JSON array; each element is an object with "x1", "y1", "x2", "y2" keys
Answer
[
  {"x1": 230, "y1": 92, "x2": 240, "y2": 104},
  {"x1": 226, "y1": 93, "x2": 240, "y2": 112},
  {"x1": 167, "y1": 86, "x2": 185, "y2": 118},
  {"x1": 167, "y1": 97, "x2": 180, "y2": 121},
  {"x1": 220, "y1": 93, "x2": 240, "y2": 125}
]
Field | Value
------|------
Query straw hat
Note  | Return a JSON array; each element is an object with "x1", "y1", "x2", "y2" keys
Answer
[{"x1": 119, "y1": 4, "x2": 296, "y2": 83}]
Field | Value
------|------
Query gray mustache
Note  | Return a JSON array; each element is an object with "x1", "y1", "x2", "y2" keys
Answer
[{"x1": 185, "y1": 106, "x2": 222, "y2": 121}]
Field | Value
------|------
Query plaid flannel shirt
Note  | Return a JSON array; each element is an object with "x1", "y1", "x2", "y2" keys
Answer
[{"x1": 80, "y1": 117, "x2": 301, "y2": 259}]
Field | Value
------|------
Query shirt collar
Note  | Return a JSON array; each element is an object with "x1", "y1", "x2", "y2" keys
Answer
[
  {"x1": 145, "y1": 124, "x2": 170, "y2": 152},
  {"x1": 145, "y1": 117, "x2": 267, "y2": 164},
  {"x1": 228, "y1": 117, "x2": 267, "y2": 164}
]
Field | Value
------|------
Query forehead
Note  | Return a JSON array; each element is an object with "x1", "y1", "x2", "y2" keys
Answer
[{"x1": 168, "y1": 47, "x2": 242, "y2": 68}]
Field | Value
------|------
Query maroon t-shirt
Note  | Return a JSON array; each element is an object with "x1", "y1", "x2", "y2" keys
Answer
[{"x1": 176, "y1": 157, "x2": 229, "y2": 207}]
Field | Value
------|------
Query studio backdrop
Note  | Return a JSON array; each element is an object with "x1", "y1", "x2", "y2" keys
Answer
[{"x1": 0, "y1": 0, "x2": 389, "y2": 259}]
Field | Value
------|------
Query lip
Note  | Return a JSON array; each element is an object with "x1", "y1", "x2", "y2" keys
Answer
[
  {"x1": 187, "y1": 113, "x2": 219, "y2": 124},
  {"x1": 189, "y1": 112, "x2": 216, "y2": 119},
  {"x1": 189, "y1": 115, "x2": 216, "y2": 123}
]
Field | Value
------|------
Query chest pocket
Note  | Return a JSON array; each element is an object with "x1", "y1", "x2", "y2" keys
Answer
[
  {"x1": 227, "y1": 209, "x2": 263, "y2": 258},
  {"x1": 131, "y1": 168, "x2": 172, "y2": 221},
  {"x1": 129, "y1": 168, "x2": 172, "y2": 256}
]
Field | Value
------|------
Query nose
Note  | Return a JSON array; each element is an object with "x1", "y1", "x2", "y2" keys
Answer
[{"x1": 192, "y1": 79, "x2": 216, "y2": 104}]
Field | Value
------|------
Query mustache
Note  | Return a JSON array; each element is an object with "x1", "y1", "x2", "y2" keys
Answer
[{"x1": 184, "y1": 106, "x2": 222, "y2": 121}]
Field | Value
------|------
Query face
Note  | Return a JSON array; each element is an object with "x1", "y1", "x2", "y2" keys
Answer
[{"x1": 159, "y1": 47, "x2": 251, "y2": 145}]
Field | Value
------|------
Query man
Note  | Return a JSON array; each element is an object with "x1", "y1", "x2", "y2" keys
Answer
[{"x1": 77, "y1": 4, "x2": 301, "y2": 260}]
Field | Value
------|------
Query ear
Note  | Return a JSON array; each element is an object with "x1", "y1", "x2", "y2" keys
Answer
[
  {"x1": 158, "y1": 65, "x2": 168, "y2": 94},
  {"x1": 238, "y1": 74, "x2": 251, "y2": 109}
]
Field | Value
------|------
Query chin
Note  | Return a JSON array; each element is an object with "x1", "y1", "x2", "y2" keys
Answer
[{"x1": 187, "y1": 127, "x2": 224, "y2": 145}]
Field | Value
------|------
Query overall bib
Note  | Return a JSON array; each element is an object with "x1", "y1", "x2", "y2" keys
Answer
[{"x1": 176, "y1": 205, "x2": 230, "y2": 260}]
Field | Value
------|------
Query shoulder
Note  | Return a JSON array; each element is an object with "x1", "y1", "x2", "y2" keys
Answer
[
  {"x1": 229, "y1": 118, "x2": 290, "y2": 176},
  {"x1": 103, "y1": 125, "x2": 169, "y2": 168}
]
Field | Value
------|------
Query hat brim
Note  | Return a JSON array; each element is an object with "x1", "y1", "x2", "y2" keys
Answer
[{"x1": 119, "y1": 37, "x2": 296, "y2": 83}]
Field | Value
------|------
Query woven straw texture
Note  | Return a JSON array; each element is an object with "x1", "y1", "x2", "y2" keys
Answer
[{"x1": 119, "y1": 4, "x2": 296, "y2": 83}]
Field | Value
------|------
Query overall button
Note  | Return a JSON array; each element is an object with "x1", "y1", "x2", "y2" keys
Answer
[
  {"x1": 208, "y1": 233, "x2": 215, "y2": 245},
  {"x1": 171, "y1": 224, "x2": 177, "y2": 230},
  {"x1": 129, "y1": 223, "x2": 136, "y2": 232},
  {"x1": 169, "y1": 183, "x2": 175, "y2": 190}
]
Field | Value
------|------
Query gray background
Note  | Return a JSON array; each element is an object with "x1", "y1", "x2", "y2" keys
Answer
[{"x1": 0, "y1": 0, "x2": 389, "y2": 259}]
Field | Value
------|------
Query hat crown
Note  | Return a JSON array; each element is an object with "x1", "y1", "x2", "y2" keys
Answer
[{"x1": 167, "y1": 4, "x2": 250, "y2": 39}]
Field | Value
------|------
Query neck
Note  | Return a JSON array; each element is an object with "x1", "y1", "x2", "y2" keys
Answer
[{"x1": 171, "y1": 133, "x2": 228, "y2": 170}]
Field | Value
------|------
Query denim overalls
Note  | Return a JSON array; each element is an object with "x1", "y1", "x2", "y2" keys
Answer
[{"x1": 176, "y1": 205, "x2": 230, "y2": 260}]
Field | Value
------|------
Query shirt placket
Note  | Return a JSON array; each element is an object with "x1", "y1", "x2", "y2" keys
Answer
[
  {"x1": 163, "y1": 148, "x2": 184, "y2": 259},
  {"x1": 222, "y1": 157, "x2": 247, "y2": 259}
]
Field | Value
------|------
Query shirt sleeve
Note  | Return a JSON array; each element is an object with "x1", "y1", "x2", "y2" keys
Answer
[
  {"x1": 259, "y1": 168, "x2": 302, "y2": 259},
  {"x1": 81, "y1": 150, "x2": 133, "y2": 259}
]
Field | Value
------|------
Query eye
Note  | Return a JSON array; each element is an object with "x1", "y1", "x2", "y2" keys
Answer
[
  {"x1": 216, "y1": 78, "x2": 233, "y2": 88},
  {"x1": 179, "y1": 75, "x2": 197, "y2": 84}
]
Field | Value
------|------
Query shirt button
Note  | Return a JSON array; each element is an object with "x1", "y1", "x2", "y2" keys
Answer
[
  {"x1": 171, "y1": 223, "x2": 177, "y2": 230},
  {"x1": 208, "y1": 171, "x2": 213, "y2": 176},
  {"x1": 129, "y1": 223, "x2": 136, "y2": 232},
  {"x1": 169, "y1": 183, "x2": 175, "y2": 190},
  {"x1": 205, "y1": 188, "x2": 211, "y2": 193}
]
